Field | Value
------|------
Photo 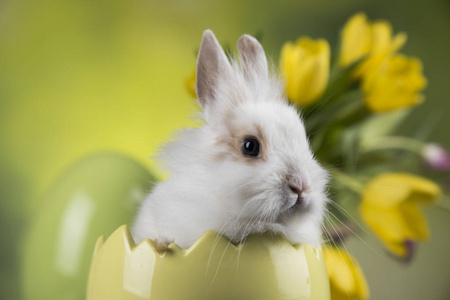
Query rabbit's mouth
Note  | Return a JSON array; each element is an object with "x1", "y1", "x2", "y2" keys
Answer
[
  {"x1": 284, "y1": 188, "x2": 308, "y2": 210},
  {"x1": 280, "y1": 193, "x2": 310, "y2": 219}
]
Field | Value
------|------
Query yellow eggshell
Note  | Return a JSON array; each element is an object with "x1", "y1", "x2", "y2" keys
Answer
[{"x1": 87, "y1": 225, "x2": 330, "y2": 300}]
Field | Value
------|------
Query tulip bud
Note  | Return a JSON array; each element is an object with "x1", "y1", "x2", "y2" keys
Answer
[
  {"x1": 280, "y1": 37, "x2": 330, "y2": 106},
  {"x1": 422, "y1": 143, "x2": 450, "y2": 171}
]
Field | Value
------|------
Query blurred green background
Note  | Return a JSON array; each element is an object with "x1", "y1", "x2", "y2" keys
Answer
[{"x1": 1, "y1": 0, "x2": 449, "y2": 299}]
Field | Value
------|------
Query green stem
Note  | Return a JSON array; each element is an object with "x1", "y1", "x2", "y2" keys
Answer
[
  {"x1": 360, "y1": 136, "x2": 424, "y2": 155},
  {"x1": 330, "y1": 168, "x2": 364, "y2": 194}
]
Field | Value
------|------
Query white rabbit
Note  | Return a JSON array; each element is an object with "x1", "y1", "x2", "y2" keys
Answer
[{"x1": 132, "y1": 30, "x2": 329, "y2": 250}]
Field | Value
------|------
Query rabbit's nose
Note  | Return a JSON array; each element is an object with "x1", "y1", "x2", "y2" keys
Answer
[
  {"x1": 287, "y1": 173, "x2": 310, "y2": 208},
  {"x1": 289, "y1": 184, "x2": 303, "y2": 203},
  {"x1": 288, "y1": 172, "x2": 311, "y2": 193}
]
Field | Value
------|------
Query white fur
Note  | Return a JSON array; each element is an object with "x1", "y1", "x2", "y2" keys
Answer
[{"x1": 132, "y1": 31, "x2": 329, "y2": 249}]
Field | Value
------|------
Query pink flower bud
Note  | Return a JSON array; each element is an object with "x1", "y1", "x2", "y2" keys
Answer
[{"x1": 422, "y1": 143, "x2": 450, "y2": 171}]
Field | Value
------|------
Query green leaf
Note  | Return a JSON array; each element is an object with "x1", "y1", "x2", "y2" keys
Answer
[
  {"x1": 341, "y1": 126, "x2": 361, "y2": 172},
  {"x1": 358, "y1": 108, "x2": 412, "y2": 146}
]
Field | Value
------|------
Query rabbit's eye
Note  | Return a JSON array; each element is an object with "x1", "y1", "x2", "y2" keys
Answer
[{"x1": 242, "y1": 137, "x2": 261, "y2": 157}]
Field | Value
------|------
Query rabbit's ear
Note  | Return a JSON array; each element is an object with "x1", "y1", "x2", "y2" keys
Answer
[
  {"x1": 196, "y1": 30, "x2": 232, "y2": 108},
  {"x1": 237, "y1": 34, "x2": 268, "y2": 80}
]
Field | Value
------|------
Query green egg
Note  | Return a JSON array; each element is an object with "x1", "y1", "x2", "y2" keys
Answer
[{"x1": 22, "y1": 153, "x2": 157, "y2": 300}]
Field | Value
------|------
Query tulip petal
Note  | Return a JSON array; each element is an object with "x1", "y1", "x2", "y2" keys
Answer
[
  {"x1": 360, "y1": 173, "x2": 441, "y2": 258},
  {"x1": 339, "y1": 13, "x2": 372, "y2": 67},
  {"x1": 324, "y1": 248, "x2": 357, "y2": 293},
  {"x1": 362, "y1": 174, "x2": 412, "y2": 208},
  {"x1": 361, "y1": 204, "x2": 415, "y2": 258},
  {"x1": 323, "y1": 246, "x2": 369, "y2": 300},
  {"x1": 400, "y1": 202, "x2": 429, "y2": 239},
  {"x1": 392, "y1": 32, "x2": 408, "y2": 53},
  {"x1": 370, "y1": 21, "x2": 393, "y2": 54},
  {"x1": 361, "y1": 203, "x2": 407, "y2": 243}
]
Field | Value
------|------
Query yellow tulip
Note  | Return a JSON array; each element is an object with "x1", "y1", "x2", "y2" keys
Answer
[
  {"x1": 340, "y1": 13, "x2": 407, "y2": 77},
  {"x1": 360, "y1": 173, "x2": 441, "y2": 258},
  {"x1": 280, "y1": 37, "x2": 330, "y2": 106},
  {"x1": 361, "y1": 55, "x2": 427, "y2": 112},
  {"x1": 339, "y1": 13, "x2": 372, "y2": 67},
  {"x1": 323, "y1": 246, "x2": 369, "y2": 300},
  {"x1": 185, "y1": 70, "x2": 197, "y2": 98}
]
